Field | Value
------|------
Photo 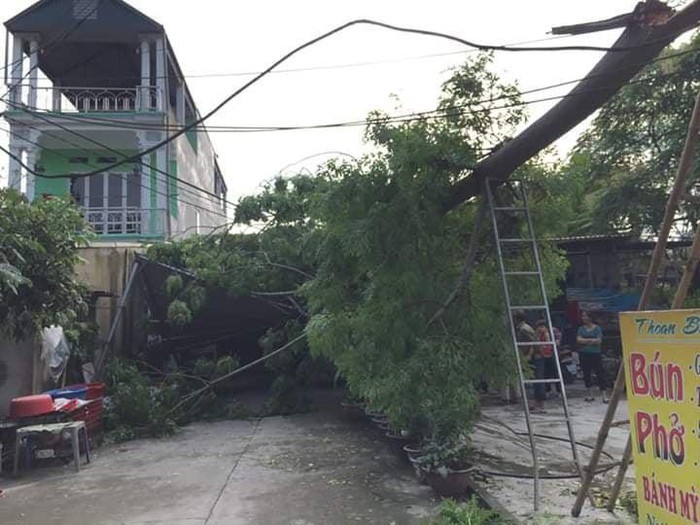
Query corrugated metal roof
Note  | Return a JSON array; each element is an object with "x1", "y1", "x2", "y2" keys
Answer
[{"x1": 548, "y1": 234, "x2": 634, "y2": 243}]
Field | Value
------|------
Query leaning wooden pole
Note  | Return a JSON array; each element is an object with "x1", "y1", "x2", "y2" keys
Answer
[
  {"x1": 572, "y1": 88, "x2": 700, "y2": 517},
  {"x1": 605, "y1": 214, "x2": 700, "y2": 511}
]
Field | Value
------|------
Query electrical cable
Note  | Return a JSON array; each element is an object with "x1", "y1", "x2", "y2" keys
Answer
[
  {"x1": 8, "y1": 62, "x2": 689, "y2": 138},
  {"x1": 3, "y1": 25, "x2": 695, "y2": 215},
  {"x1": 38, "y1": 34, "x2": 579, "y2": 83},
  {"x1": 0, "y1": 142, "x2": 230, "y2": 226},
  {"x1": 1, "y1": 1, "x2": 100, "y2": 101},
  {"x1": 0, "y1": 121, "x2": 231, "y2": 218},
  {"x1": 60, "y1": 17, "x2": 680, "y2": 179},
  {"x1": 0, "y1": 119, "x2": 230, "y2": 214},
  {"x1": 0, "y1": 133, "x2": 230, "y2": 223},
  {"x1": 2, "y1": 101, "x2": 238, "y2": 210},
  {"x1": 1, "y1": 52, "x2": 687, "y2": 225},
  {"x1": 472, "y1": 416, "x2": 620, "y2": 480},
  {"x1": 13, "y1": 44, "x2": 698, "y2": 135}
]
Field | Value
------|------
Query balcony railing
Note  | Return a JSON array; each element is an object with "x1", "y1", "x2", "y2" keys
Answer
[
  {"x1": 84, "y1": 207, "x2": 166, "y2": 237},
  {"x1": 12, "y1": 85, "x2": 163, "y2": 113}
]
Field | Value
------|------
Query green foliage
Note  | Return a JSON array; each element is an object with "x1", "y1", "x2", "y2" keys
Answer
[
  {"x1": 147, "y1": 53, "x2": 569, "y2": 444},
  {"x1": 0, "y1": 189, "x2": 91, "y2": 340},
  {"x1": 167, "y1": 299, "x2": 193, "y2": 327},
  {"x1": 571, "y1": 34, "x2": 700, "y2": 235},
  {"x1": 426, "y1": 497, "x2": 508, "y2": 525},
  {"x1": 260, "y1": 320, "x2": 327, "y2": 415},
  {"x1": 0, "y1": 262, "x2": 30, "y2": 295},
  {"x1": 192, "y1": 355, "x2": 240, "y2": 391},
  {"x1": 302, "y1": 55, "x2": 566, "y2": 442},
  {"x1": 414, "y1": 439, "x2": 473, "y2": 476},
  {"x1": 619, "y1": 490, "x2": 639, "y2": 519},
  {"x1": 63, "y1": 320, "x2": 100, "y2": 361},
  {"x1": 104, "y1": 359, "x2": 177, "y2": 441},
  {"x1": 164, "y1": 275, "x2": 184, "y2": 298}
]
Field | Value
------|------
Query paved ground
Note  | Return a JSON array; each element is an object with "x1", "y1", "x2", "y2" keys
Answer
[
  {"x1": 0, "y1": 406, "x2": 437, "y2": 525},
  {"x1": 0, "y1": 385, "x2": 639, "y2": 524},
  {"x1": 472, "y1": 384, "x2": 636, "y2": 524}
]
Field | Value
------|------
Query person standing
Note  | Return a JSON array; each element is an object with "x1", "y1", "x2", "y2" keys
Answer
[
  {"x1": 536, "y1": 320, "x2": 562, "y2": 398},
  {"x1": 576, "y1": 310, "x2": 608, "y2": 403},
  {"x1": 514, "y1": 310, "x2": 545, "y2": 413}
]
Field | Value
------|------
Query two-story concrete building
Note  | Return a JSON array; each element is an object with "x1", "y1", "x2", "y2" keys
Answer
[{"x1": 3, "y1": 0, "x2": 228, "y2": 241}]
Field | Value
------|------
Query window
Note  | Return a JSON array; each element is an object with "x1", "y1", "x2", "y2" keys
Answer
[
  {"x1": 213, "y1": 161, "x2": 227, "y2": 212},
  {"x1": 70, "y1": 171, "x2": 142, "y2": 235}
]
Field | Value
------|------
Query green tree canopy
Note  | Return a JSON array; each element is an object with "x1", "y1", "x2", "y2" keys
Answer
[
  {"x1": 571, "y1": 34, "x2": 700, "y2": 236},
  {"x1": 0, "y1": 189, "x2": 90, "y2": 340},
  {"x1": 149, "y1": 54, "x2": 570, "y2": 443}
]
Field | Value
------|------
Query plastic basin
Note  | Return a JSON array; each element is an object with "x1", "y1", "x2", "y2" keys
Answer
[
  {"x1": 44, "y1": 385, "x2": 88, "y2": 400},
  {"x1": 9, "y1": 394, "x2": 55, "y2": 418}
]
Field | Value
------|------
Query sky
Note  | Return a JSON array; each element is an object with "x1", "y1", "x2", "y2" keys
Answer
[{"x1": 0, "y1": 0, "x2": 686, "y2": 203}]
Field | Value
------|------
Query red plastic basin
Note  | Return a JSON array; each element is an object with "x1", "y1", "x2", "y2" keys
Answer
[{"x1": 9, "y1": 394, "x2": 55, "y2": 418}]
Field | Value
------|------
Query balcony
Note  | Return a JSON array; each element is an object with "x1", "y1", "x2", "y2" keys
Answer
[
  {"x1": 84, "y1": 207, "x2": 166, "y2": 238},
  {"x1": 11, "y1": 85, "x2": 163, "y2": 114}
]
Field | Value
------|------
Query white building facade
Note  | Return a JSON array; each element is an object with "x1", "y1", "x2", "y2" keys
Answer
[{"x1": 3, "y1": 0, "x2": 228, "y2": 241}]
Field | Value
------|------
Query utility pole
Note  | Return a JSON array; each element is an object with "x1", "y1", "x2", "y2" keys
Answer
[{"x1": 443, "y1": 0, "x2": 700, "y2": 213}]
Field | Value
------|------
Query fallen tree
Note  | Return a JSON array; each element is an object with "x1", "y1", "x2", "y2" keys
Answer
[{"x1": 443, "y1": 0, "x2": 700, "y2": 211}]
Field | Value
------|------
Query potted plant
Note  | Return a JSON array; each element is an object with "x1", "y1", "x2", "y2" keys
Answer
[
  {"x1": 414, "y1": 438, "x2": 473, "y2": 497},
  {"x1": 384, "y1": 427, "x2": 417, "y2": 462},
  {"x1": 339, "y1": 394, "x2": 366, "y2": 422}
]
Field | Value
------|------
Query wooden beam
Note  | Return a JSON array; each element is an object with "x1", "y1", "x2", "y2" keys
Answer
[
  {"x1": 443, "y1": 0, "x2": 700, "y2": 213},
  {"x1": 572, "y1": 87, "x2": 700, "y2": 517}
]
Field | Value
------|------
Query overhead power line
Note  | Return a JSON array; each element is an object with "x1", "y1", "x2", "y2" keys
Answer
[
  {"x1": 3, "y1": 99, "x2": 239, "y2": 210},
  {"x1": 0, "y1": 139, "x2": 230, "y2": 223},
  {"x1": 5, "y1": 45, "x2": 694, "y2": 137},
  {"x1": 0, "y1": 125, "x2": 230, "y2": 222},
  {"x1": 59, "y1": 17, "x2": 670, "y2": 180},
  {"x1": 22, "y1": 34, "x2": 576, "y2": 83},
  {"x1": 0, "y1": 123, "x2": 229, "y2": 217},
  {"x1": 1, "y1": 1, "x2": 98, "y2": 98}
]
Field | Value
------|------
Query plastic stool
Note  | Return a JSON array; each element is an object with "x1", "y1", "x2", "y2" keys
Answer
[{"x1": 13, "y1": 421, "x2": 90, "y2": 476}]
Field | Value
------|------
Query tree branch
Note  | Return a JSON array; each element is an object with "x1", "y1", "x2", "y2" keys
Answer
[
  {"x1": 428, "y1": 198, "x2": 488, "y2": 327},
  {"x1": 166, "y1": 332, "x2": 307, "y2": 416},
  {"x1": 261, "y1": 251, "x2": 315, "y2": 279}
]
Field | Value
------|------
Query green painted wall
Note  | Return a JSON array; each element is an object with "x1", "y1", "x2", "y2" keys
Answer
[
  {"x1": 36, "y1": 149, "x2": 141, "y2": 201},
  {"x1": 185, "y1": 122, "x2": 198, "y2": 154},
  {"x1": 169, "y1": 159, "x2": 179, "y2": 219}
]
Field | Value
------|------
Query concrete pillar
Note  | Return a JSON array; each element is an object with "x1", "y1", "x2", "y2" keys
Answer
[
  {"x1": 140, "y1": 39, "x2": 151, "y2": 111},
  {"x1": 52, "y1": 79, "x2": 62, "y2": 112},
  {"x1": 10, "y1": 34, "x2": 24, "y2": 106},
  {"x1": 8, "y1": 145, "x2": 22, "y2": 190},
  {"x1": 137, "y1": 131, "x2": 151, "y2": 215},
  {"x1": 154, "y1": 37, "x2": 165, "y2": 112},
  {"x1": 25, "y1": 147, "x2": 36, "y2": 201},
  {"x1": 156, "y1": 145, "x2": 167, "y2": 215},
  {"x1": 28, "y1": 39, "x2": 39, "y2": 108}
]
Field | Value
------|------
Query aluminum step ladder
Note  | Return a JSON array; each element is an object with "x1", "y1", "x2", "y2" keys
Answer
[{"x1": 485, "y1": 178, "x2": 586, "y2": 511}]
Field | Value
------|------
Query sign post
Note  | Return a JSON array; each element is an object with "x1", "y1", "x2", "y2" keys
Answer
[{"x1": 620, "y1": 309, "x2": 700, "y2": 524}]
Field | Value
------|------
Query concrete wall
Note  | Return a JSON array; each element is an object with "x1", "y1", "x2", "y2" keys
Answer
[
  {"x1": 76, "y1": 244, "x2": 142, "y2": 354},
  {"x1": 0, "y1": 335, "x2": 40, "y2": 417},
  {"x1": 170, "y1": 128, "x2": 227, "y2": 238}
]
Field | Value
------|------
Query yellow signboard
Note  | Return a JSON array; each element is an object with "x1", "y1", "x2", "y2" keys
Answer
[{"x1": 620, "y1": 310, "x2": 700, "y2": 525}]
